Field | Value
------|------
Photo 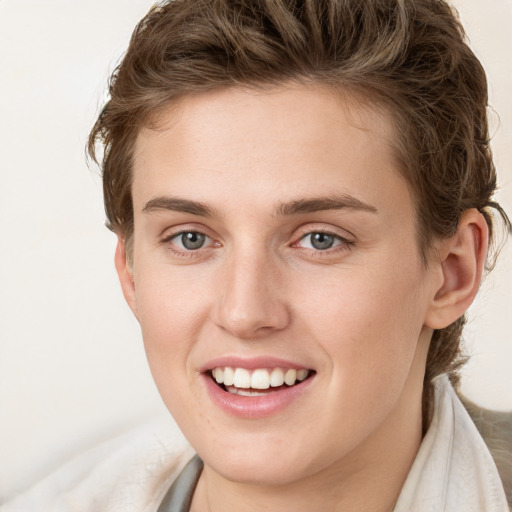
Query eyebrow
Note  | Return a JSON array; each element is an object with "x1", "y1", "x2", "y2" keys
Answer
[
  {"x1": 277, "y1": 195, "x2": 378, "y2": 216},
  {"x1": 142, "y1": 194, "x2": 378, "y2": 218},
  {"x1": 143, "y1": 196, "x2": 216, "y2": 217}
]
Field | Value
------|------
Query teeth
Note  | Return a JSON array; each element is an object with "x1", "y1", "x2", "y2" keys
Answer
[
  {"x1": 251, "y1": 369, "x2": 270, "y2": 389},
  {"x1": 213, "y1": 367, "x2": 223, "y2": 384},
  {"x1": 227, "y1": 387, "x2": 269, "y2": 397},
  {"x1": 223, "y1": 366, "x2": 235, "y2": 386},
  {"x1": 233, "y1": 368, "x2": 251, "y2": 388},
  {"x1": 297, "y1": 369, "x2": 309, "y2": 381},
  {"x1": 270, "y1": 368, "x2": 285, "y2": 387},
  {"x1": 284, "y1": 369, "x2": 297, "y2": 386},
  {"x1": 210, "y1": 367, "x2": 311, "y2": 391}
]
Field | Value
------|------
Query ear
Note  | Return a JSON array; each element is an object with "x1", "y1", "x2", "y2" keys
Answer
[
  {"x1": 425, "y1": 209, "x2": 489, "y2": 329},
  {"x1": 114, "y1": 236, "x2": 138, "y2": 319}
]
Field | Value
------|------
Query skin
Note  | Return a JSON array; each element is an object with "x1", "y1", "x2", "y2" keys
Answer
[{"x1": 115, "y1": 84, "x2": 488, "y2": 512}]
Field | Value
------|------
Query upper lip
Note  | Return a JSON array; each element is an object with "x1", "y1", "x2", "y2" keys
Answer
[{"x1": 199, "y1": 355, "x2": 314, "y2": 373}]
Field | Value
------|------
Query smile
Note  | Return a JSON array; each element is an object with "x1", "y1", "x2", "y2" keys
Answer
[
  {"x1": 201, "y1": 358, "x2": 316, "y2": 418},
  {"x1": 211, "y1": 367, "x2": 311, "y2": 396}
]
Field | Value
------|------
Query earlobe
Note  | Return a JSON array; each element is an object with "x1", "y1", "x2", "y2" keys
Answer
[
  {"x1": 425, "y1": 209, "x2": 489, "y2": 330},
  {"x1": 114, "y1": 236, "x2": 138, "y2": 319}
]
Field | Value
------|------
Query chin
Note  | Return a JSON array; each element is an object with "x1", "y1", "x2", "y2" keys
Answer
[
  {"x1": 207, "y1": 453, "x2": 313, "y2": 486},
  {"x1": 193, "y1": 427, "x2": 341, "y2": 487}
]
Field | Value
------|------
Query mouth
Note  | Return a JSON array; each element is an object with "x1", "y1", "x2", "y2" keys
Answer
[{"x1": 209, "y1": 366, "x2": 314, "y2": 397}]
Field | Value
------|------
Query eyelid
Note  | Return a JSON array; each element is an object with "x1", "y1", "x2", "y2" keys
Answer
[
  {"x1": 292, "y1": 223, "x2": 355, "y2": 243},
  {"x1": 161, "y1": 228, "x2": 208, "y2": 243},
  {"x1": 160, "y1": 223, "x2": 215, "y2": 242},
  {"x1": 160, "y1": 225, "x2": 221, "y2": 255},
  {"x1": 290, "y1": 224, "x2": 356, "y2": 255},
  {"x1": 295, "y1": 232, "x2": 352, "y2": 250}
]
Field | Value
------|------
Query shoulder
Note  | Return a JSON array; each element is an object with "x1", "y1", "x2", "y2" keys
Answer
[
  {"x1": 1, "y1": 416, "x2": 195, "y2": 512},
  {"x1": 395, "y1": 376, "x2": 510, "y2": 512},
  {"x1": 461, "y1": 393, "x2": 512, "y2": 509}
]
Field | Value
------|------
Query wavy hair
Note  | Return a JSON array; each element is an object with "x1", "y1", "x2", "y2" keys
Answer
[{"x1": 88, "y1": 0, "x2": 510, "y2": 429}]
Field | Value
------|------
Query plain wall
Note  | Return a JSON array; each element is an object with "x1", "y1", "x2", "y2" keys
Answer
[{"x1": 1, "y1": 0, "x2": 511, "y2": 501}]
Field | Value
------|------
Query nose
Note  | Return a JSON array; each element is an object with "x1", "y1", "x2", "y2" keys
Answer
[{"x1": 213, "y1": 248, "x2": 290, "y2": 339}]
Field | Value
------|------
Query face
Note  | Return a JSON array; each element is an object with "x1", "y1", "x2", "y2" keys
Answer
[{"x1": 121, "y1": 85, "x2": 443, "y2": 485}]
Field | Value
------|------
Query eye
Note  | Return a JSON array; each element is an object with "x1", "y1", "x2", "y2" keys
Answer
[
  {"x1": 297, "y1": 232, "x2": 347, "y2": 251},
  {"x1": 169, "y1": 231, "x2": 212, "y2": 251}
]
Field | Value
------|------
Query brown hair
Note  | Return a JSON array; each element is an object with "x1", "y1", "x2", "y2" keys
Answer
[{"x1": 88, "y1": 0, "x2": 510, "y2": 429}]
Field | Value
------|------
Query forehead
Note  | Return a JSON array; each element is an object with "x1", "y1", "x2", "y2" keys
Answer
[
  {"x1": 136, "y1": 84, "x2": 396, "y2": 160},
  {"x1": 132, "y1": 84, "x2": 412, "y2": 221}
]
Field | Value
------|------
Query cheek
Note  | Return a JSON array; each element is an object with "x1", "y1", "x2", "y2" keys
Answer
[
  {"x1": 135, "y1": 252, "x2": 210, "y2": 330},
  {"x1": 132, "y1": 262, "x2": 210, "y2": 381},
  {"x1": 298, "y1": 257, "x2": 428, "y2": 385},
  {"x1": 133, "y1": 270, "x2": 209, "y2": 430},
  {"x1": 287, "y1": 265, "x2": 428, "y2": 455}
]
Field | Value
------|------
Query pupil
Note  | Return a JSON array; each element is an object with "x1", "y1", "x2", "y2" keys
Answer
[
  {"x1": 182, "y1": 232, "x2": 205, "y2": 250},
  {"x1": 311, "y1": 233, "x2": 334, "y2": 250}
]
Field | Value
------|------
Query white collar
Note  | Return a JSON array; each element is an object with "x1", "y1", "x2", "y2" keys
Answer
[{"x1": 394, "y1": 375, "x2": 508, "y2": 512}]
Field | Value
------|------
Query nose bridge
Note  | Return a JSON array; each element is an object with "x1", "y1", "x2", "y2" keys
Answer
[{"x1": 215, "y1": 241, "x2": 289, "y2": 338}]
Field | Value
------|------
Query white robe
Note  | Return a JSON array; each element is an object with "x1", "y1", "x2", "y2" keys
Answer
[
  {"x1": 393, "y1": 375, "x2": 509, "y2": 511},
  {"x1": 1, "y1": 375, "x2": 508, "y2": 512}
]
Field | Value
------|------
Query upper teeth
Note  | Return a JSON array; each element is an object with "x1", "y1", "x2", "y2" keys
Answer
[{"x1": 211, "y1": 367, "x2": 310, "y2": 390}]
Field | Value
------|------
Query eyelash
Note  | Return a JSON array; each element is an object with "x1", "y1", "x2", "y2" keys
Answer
[
  {"x1": 161, "y1": 228, "x2": 354, "y2": 257},
  {"x1": 161, "y1": 229, "x2": 217, "y2": 257},
  {"x1": 292, "y1": 231, "x2": 354, "y2": 255}
]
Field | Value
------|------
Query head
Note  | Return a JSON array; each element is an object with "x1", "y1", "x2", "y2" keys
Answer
[{"x1": 89, "y1": 0, "x2": 508, "y2": 453}]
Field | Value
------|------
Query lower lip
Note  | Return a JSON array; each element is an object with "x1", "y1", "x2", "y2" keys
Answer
[{"x1": 202, "y1": 373, "x2": 314, "y2": 419}]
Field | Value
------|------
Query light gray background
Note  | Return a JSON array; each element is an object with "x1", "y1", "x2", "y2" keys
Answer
[{"x1": 1, "y1": 0, "x2": 511, "y2": 501}]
